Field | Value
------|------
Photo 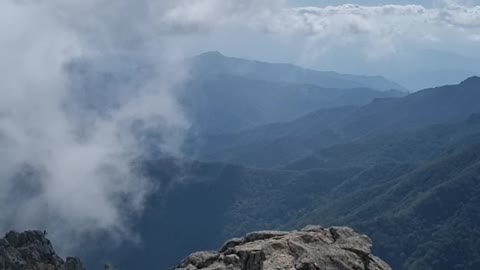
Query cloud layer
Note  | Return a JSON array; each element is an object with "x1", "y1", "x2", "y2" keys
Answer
[
  {"x1": 158, "y1": 1, "x2": 480, "y2": 59},
  {"x1": 1, "y1": 0, "x2": 479, "y2": 252},
  {"x1": 0, "y1": 0, "x2": 190, "y2": 250}
]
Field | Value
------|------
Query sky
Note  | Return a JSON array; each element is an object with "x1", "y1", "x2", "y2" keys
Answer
[
  {"x1": 179, "y1": 0, "x2": 480, "y2": 90},
  {"x1": 0, "y1": 0, "x2": 480, "y2": 253},
  {"x1": 289, "y1": 0, "x2": 436, "y2": 7}
]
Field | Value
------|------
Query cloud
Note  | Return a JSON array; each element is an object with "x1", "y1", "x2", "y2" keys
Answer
[
  {"x1": 1, "y1": 0, "x2": 479, "y2": 253},
  {"x1": 153, "y1": 1, "x2": 480, "y2": 60},
  {"x1": 0, "y1": 0, "x2": 190, "y2": 251},
  {"x1": 276, "y1": 4, "x2": 480, "y2": 60},
  {"x1": 153, "y1": 0, "x2": 286, "y2": 34}
]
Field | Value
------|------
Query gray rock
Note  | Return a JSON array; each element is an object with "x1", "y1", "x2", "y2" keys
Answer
[
  {"x1": 0, "y1": 230, "x2": 86, "y2": 270},
  {"x1": 220, "y1": 238, "x2": 245, "y2": 252},
  {"x1": 178, "y1": 251, "x2": 220, "y2": 269},
  {"x1": 173, "y1": 226, "x2": 392, "y2": 270},
  {"x1": 66, "y1": 257, "x2": 87, "y2": 270},
  {"x1": 244, "y1": 231, "x2": 290, "y2": 243}
]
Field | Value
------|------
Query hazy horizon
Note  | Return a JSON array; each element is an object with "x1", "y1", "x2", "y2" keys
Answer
[{"x1": 168, "y1": 0, "x2": 480, "y2": 90}]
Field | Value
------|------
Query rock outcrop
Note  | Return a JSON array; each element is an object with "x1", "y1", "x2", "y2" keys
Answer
[
  {"x1": 173, "y1": 226, "x2": 391, "y2": 270},
  {"x1": 0, "y1": 227, "x2": 392, "y2": 270},
  {"x1": 0, "y1": 230, "x2": 85, "y2": 270}
]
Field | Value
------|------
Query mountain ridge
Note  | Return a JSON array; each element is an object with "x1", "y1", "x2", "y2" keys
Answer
[
  {"x1": 182, "y1": 74, "x2": 404, "y2": 134},
  {"x1": 195, "y1": 76, "x2": 480, "y2": 167},
  {"x1": 192, "y1": 51, "x2": 406, "y2": 91}
]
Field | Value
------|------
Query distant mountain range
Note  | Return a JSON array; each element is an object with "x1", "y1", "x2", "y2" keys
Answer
[
  {"x1": 61, "y1": 54, "x2": 480, "y2": 270},
  {"x1": 67, "y1": 52, "x2": 405, "y2": 135},
  {"x1": 182, "y1": 75, "x2": 404, "y2": 134},
  {"x1": 194, "y1": 77, "x2": 480, "y2": 167},
  {"x1": 192, "y1": 51, "x2": 406, "y2": 91},
  {"x1": 182, "y1": 52, "x2": 407, "y2": 134}
]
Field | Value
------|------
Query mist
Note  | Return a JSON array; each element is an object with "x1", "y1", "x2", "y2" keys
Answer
[
  {"x1": 0, "y1": 0, "x2": 190, "y2": 250},
  {"x1": 1, "y1": 0, "x2": 480, "y2": 254}
]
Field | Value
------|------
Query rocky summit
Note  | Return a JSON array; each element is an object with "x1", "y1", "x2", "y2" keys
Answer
[
  {"x1": 0, "y1": 227, "x2": 391, "y2": 270},
  {"x1": 0, "y1": 230, "x2": 85, "y2": 270},
  {"x1": 173, "y1": 226, "x2": 391, "y2": 270}
]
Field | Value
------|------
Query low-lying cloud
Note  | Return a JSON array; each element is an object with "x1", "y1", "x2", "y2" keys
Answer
[
  {"x1": 0, "y1": 0, "x2": 189, "y2": 250},
  {"x1": 1, "y1": 0, "x2": 479, "y2": 252}
]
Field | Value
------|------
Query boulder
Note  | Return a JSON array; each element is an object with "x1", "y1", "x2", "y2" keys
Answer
[{"x1": 173, "y1": 226, "x2": 391, "y2": 270}]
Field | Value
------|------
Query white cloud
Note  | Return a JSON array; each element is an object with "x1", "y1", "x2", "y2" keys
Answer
[
  {"x1": 0, "y1": 0, "x2": 190, "y2": 251},
  {"x1": 153, "y1": 1, "x2": 480, "y2": 60},
  {"x1": 274, "y1": 4, "x2": 480, "y2": 59},
  {"x1": 1, "y1": 0, "x2": 480, "y2": 252}
]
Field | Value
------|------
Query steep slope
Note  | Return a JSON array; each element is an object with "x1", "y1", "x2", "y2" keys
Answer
[
  {"x1": 182, "y1": 75, "x2": 403, "y2": 134},
  {"x1": 299, "y1": 144, "x2": 480, "y2": 270},
  {"x1": 342, "y1": 76, "x2": 480, "y2": 138},
  {"x1": 195, "y1": 106, "x2": 357, "y2": 164},
  {"x1": 73, "y1": 78, "x2": 480, "y2": 270},
  {"x1": 192, "y1": 51, "x2": 405, "y2": 91},
  {"x1": 90, "y1": 160, "x2": 361, "y2": 270},
  {"x1": 174, "y1": 226, "x2": 391, "y2": 270},
  {"x1": 287, "y1": 112, "x2": 480, "y2": 170},
  {"x1": 85, "y1": 112, "x2": 480, "y2": 270},
  {"x1": 194, "y1": 127, "x2": 480, "y2": 270},
  {"x1": 198, "y1": 77, "x2": 480, "y2": 167}
]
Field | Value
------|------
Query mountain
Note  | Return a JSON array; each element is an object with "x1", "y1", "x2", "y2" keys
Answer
[
  {"x1": 81, "y1": 158, "x2": 369, "y2": 270},
  {"x1": 395, "y1": 69, "x2": 478, "y2": 91},
  {"x1": 0, "y1": 230, "x2": 86, "y2": 270},
  {"x1": 196, "y1": 77, "x2": 480, "y2": 167},
  {"x1": 385, "y1": 49, "x2": 480, "y2": 91},
  {"x1": 91, "y1": 81, "x2": 480, "y2": 270},
  {"x1": 299, "y1": 144, "x2": 480, "y2": 270},
  {"x1": 181, "y1": 75, "x2": 403, "y2": 134},
  {"x1": 286, "y1": 112, "x2": 480, "y2": 171},
  {"x1": 173, "y1": 226, "x2": 391, "y2": 270},
  {"x1": 67, "y1": 55, "x2": 404, "y2": 136},
  {"x1": 193, "y1": 106, "x2": 357, "y2": 166},
  {"x1": 0, "y1": 229, "x2": 392, "y2": 270},
  {"x1": 44, "y1": 61, "x2": 480, "y2": 270},
  {"x1": 341, "y1": 76, "x2": 480, "y2": 137},
  {"x1": 191, "y1": 52, "x2": 406, "y2": 91}
]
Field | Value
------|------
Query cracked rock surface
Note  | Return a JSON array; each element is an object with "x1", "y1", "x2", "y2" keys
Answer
[
  {"x1": 0, "y1": 230, "x2": 86, "y2": 270},
  {"x1": 173, "y1": 226, "x2": 392, "y2": 270}
]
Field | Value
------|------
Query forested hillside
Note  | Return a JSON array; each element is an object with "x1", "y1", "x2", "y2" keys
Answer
[
  {"x1": 102, "y1": 76, "x2": 480, "y2": 270},
  {"x1": 194, "y1": 77, "x2": 480, "y2": 168},
  {"x1": 92, "y1": 76, "x2": 480, "y2": 269}
]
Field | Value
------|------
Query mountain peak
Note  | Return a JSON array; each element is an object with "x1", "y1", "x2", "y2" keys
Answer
[
  {"x1": 198, "y1": 51, "x2": 225, "y2": 59},
  {"x1": 460, "y1": 76, "x2": 480, "y2": 86},
  {"x1": 0, "y1": 230, "x2": 86, "y2": 270}
]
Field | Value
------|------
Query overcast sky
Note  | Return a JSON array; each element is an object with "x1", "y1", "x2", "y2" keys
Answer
[
  {"x1": 289, "y1": 0, "x2": 436, "y2": 7},
  {"x1": 177, "y1": 0, "x2": 480, "y2": 89}
]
